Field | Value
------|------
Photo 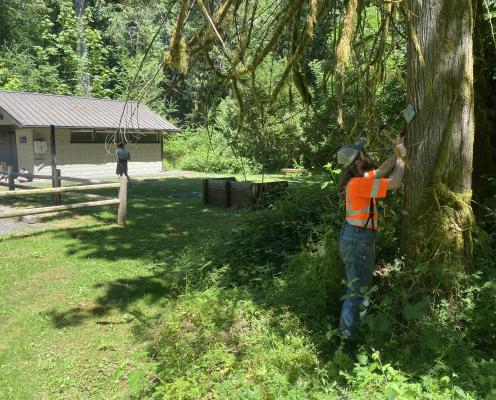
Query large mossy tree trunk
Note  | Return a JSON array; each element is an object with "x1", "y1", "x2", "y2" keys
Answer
[{"x1": 401, "y1": 0, "x2": 475, "y2": 270}]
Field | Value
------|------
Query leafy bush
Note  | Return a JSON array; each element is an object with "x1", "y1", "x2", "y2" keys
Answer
[
  {"x1": 144, "y1": 286, "x2": 484, "y2": 399},
  {"x1": 341, "y1": 350, "x2": 478, "y2": 400},
  {"x1": 143, "y1": 175, "x2": 495, "y2": 399},
  {"x1": 163, "y1": 127, "x2": 262, "y2": 174},
  {"x1": 219, "y1": 181, "x2": 342, "y2": 277},
  {"x1": 359, "y1": 241, "x2": 496, "y2": 398}
]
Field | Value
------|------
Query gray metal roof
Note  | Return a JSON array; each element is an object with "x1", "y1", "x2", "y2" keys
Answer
[{"x1": 0, "y1": 90, "x2": 179, "y2": 131}]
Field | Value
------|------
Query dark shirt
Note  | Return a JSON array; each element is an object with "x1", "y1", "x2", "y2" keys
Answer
[{"x1": 116, "y1": 148, "x2": 130, "y2": 161}]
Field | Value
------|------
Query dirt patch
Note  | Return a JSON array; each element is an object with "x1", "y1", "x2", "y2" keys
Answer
[{"x1": 0, "y1": 206, "x2": 106, "y2": 237}]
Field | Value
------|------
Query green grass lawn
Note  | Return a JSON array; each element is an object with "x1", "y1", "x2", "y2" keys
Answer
[
  {"x1": 0, "y1": 177, "x2": 244, "y2": 399},
  {"x1": 2, "y1": 174, "x2": 487, "y2": 399}
]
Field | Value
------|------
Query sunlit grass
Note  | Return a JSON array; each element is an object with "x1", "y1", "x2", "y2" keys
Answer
[{"x1": 0, "y1": 176, "x2": 241, "y2": 399}]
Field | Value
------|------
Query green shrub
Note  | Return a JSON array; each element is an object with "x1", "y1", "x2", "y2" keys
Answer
[
  {"x1": 219, "y1": 181, "x2": 342, "y2": 279},
  {"x1": 143, "y1": 174, "x2": 495, "y2": 399},
  {"x1": 145, "y1": 287, "x2": 483, "y2": 400},
  {"x1": 163, "y1": 127, "x2": 262, "y2": 174},
  {"x1": 145, "y1": 288, "x2": 336, "y2": 400},
  {"x1": 341, "y1": 350, "x2": 478, "y2": 400},
  {"x1": 359, "y1": 243, "x2": 496, "y2": 398}
]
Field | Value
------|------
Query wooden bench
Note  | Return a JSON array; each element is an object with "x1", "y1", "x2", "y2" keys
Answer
[{"x1": 280, "y1": 168, "x2": 307, "y2": 174}]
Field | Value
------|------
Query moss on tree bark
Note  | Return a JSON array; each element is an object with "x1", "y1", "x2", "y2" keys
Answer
[{"x1": 401, "y1": 0, "x2": 475, "y2": 273}]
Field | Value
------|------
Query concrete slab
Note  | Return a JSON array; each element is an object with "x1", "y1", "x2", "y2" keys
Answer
[{"x1": 0, "y1": 205, "x2": 39, "y2": 235}]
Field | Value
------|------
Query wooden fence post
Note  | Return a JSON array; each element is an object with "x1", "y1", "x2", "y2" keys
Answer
[
  {"x1": 117, "y1": 176, "x2": 128, "y2": 226},
  {"x1": 7, "y1": 166, "x2": 15, "y2": 191},
  {"x1": 53, "y1": 168, "x2": 61, "y2": 205}
]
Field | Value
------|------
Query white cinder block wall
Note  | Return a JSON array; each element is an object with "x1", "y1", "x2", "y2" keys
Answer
[
  {"x1": 15, "y1": 128, "x2": 35, "y2": 171},
  {"x1": 17, "y1": 128, "x2": 163, "y2": 179}
]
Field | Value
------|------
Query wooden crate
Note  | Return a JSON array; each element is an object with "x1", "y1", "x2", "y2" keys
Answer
[
  {"x1": 230, "y1": 181, "x2": 257, "y2": 208},
  {"x1": 230, "y1": 181, "x2": 288, "y2": 209},
  {"x1": 203, "y1": 177, "x2": 236, "y2": 207},
  {"x1": 203, "y1": 178, "x2": 288, "y2": 209}
]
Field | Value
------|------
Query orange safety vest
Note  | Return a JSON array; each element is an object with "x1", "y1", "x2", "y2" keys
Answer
[{"x1": 345, "y1": 170, "x2": 388, "y2": 230}]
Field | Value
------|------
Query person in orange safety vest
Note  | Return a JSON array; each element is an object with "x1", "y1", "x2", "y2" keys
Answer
[{"x1": 336, "y1": 136, "x2": 406, "y2": 349}]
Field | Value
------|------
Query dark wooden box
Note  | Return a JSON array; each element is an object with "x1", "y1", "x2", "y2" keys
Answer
[
  {"x1": 230, "y1": 181, "x2": 289, "y2": 209},
  {"x1": 229, "y1": 181, "x2": 257, "y2": 208},
  {"x1": 203, "y1": 178, "x2": 288, "y2": 209},
  {"x1": 203, "y1": 177, "x2": 236, "y2": 207}
]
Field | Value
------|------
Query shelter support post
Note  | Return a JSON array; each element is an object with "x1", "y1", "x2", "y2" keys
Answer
[
  {"x1": 7, "y1": 165, "x2": 15, "y2": 191},
  {"x1": 50, "y1": 125, "x2": 61, "y2": 205}
]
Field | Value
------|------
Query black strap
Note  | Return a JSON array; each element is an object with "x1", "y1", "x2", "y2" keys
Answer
[{"x1": 364, "y1": 198, "x2": 375, "y2": 229}]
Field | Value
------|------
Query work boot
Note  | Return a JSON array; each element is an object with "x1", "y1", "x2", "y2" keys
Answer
[
  {"x1": 341, "y1": 339, "x2": 357, "y2": 358},
  {"x1": 334, "y1": 335, "x2": 357, "y2": 359}
]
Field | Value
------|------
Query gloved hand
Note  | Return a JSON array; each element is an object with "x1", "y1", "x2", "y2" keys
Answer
[{"x1": 395, "y1": 135, "x2": 406, "y2": 158}]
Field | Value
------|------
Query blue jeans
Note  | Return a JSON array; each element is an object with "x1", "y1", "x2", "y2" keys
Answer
[{"x1": 339, "y1": 223, "x2": 376, "y2": 339}]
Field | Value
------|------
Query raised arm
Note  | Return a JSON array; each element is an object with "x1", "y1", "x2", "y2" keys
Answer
[
  {"x1": 374, "y1": 153, "x2": 396, "y2": 178},
  {"x1": 387, "y1": 136, "x2": 406, "y2": 190}
]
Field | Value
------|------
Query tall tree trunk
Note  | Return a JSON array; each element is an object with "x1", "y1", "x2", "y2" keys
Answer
[
  {"x1": 402, "y1": 0, "x2": 475, "y2": 270},
  {"x1": 74, "y1": 0, "x2": 91, "y2": 96}
]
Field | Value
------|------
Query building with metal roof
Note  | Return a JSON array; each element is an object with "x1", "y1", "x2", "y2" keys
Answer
[{"x1": 0, "y1": 90, "x2": 179, "y2": 178}]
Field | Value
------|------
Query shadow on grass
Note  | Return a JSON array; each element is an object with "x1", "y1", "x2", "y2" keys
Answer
[
  {"x1": 4, "y1": 176, "x2": 364, "y2": 353},
  {"x1": 33, "y1": 175, "x2": 496, "y2": 397},
  {"x1": 40, "y1": 176, "x2": 346, "y2": 364},
  {"x1": 32, "y1": 177, "x2": 244, "y2": 327},
  {"x1": 47, "y1": 276, "x2": 172, "y2": 328}
]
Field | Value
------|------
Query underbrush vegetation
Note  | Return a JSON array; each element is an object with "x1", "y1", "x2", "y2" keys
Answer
[
  {"x1": 145, "y1": 287, "x2": 474, "y2": 400},
  {"x1": 163, "y1": 127, "x2": 262, "y2": 174},
  {"x1": 143, "y1": 179, "x2": 496, "y2": 399},
  {"x1": 1, "y1": 176, "x2": 493, "y2": 399}
]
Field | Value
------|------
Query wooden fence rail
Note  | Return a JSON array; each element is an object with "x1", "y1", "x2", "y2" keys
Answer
[
  {"x1": 0, "y1": 183, "x2": 120, "y2": 197},
  {"x1": 0, "y1": 177, "x2": 127, "y2": 225},
  {"x1": 0, "y1": 170, "x2": 104, "y2": 184},
  {"x1": 0, "y1": 199, "x2": 120, "y2": 219}
]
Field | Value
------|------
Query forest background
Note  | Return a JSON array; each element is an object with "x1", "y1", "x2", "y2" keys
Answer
[
  {"x1": 1, "y1": 0, "x2": 496, "y2": 399},
  {"x1": 0, "y1": 0, "x2": 418, "y2": 174},
  {"x1": 1, "y1": 0, "x2": 495, "y2": 182}
]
